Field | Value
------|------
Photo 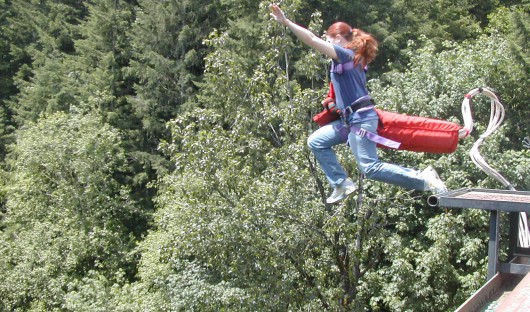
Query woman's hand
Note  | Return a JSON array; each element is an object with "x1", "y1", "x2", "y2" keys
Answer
[
  {"x1": 269, "y1": 3, "x2": 337, "y2": 60},
  {"x1": 270, "y1": 4, "x2": 289, "y2": 26}
]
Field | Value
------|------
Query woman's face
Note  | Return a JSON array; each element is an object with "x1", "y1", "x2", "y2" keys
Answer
[{"x1": 326, "y1": 34, "x2": 347, "y2": 47}]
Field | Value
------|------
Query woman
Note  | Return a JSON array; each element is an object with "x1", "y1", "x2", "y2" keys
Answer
[{"x1": 270, "y1": 4, "x2": 447, "y2": 204}]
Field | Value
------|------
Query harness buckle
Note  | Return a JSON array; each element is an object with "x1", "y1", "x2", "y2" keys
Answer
[{"x1": 357, "y1": 128, "x2": 367, "y2": 138}]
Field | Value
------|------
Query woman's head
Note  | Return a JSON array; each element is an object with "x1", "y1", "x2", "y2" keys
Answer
[{"x1": 326, "y1": 22, "x2": 378, "y2": 67}]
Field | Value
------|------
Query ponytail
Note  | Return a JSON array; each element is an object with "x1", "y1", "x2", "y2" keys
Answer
[
  {"x1": 326, "y1": 23, "x2": 378, "y2": 67},
  {"x1": 345, "y1": 28, "x2": 378, "y2": 67}
]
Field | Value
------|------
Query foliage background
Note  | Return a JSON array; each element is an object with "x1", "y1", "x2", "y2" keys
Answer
[{"x1": 0, "y1": 0, "x2": 529, "y2": 311}]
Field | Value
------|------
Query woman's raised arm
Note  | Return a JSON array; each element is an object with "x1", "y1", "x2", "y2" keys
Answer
[{"x1": 270, "y1": 4, "x2": 338, "y2": 60}]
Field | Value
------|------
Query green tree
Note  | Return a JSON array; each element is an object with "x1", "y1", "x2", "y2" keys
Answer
[
  {"x1": 0, "y1": 0, "x2": 528, "y2": 310},
  {"x1": 130, "y1": 1, "x2": 530, "y2": 311},
  {"x1": 0, "y1": 112, "x2": 140, "y2": 310},
  {"x1": 6, "y1": 0, "x2": 85, "y2": 124},
  {"x1": 0, "y1": 0, "x2": 16, "y2": 159},
  {"x1": 7, "y1": 0, "x2": 155, "y2": 232},
  {"x1": 486, "y1": 5, "x2": 530, "y2": 144},
  {"x1": 70, "y1": 0, "x2": 160, "y2": 220},
  {"x1": 127, "y1": 0, "x2": 225, "y2": 156}
]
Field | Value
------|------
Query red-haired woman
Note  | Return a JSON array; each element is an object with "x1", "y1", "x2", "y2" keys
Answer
[{"x1": 270, "y1": 4, "x2": 447, "y2": 204}]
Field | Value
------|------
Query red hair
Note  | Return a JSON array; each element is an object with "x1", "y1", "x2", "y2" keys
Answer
[{"x1": 326, "y1": 22, "x2": 378, "y2": 67}]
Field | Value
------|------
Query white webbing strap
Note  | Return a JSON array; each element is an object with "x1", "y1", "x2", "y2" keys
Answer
[{"x1": 463, "y1": 87, "x2": 530, "y2": 247}]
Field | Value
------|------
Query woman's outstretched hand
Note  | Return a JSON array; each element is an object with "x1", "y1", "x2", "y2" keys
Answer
[
  {"x1": 269, "y1": 3, "x2": 336, "y2": 59},
  {"x1": 270, "y1": 4, "x2": 288, "y2": 26}
]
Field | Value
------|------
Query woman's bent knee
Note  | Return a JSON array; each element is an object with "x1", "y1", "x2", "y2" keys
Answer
[
  {"x1": 307, "y1": 137, "x2": 315, "y2": 150},
  {"x1": 307, "y1": 134, "x2": 319, "y2": 150},
  {"x1": 361, "y1": 161, "x2": 381, "y2": 179}
]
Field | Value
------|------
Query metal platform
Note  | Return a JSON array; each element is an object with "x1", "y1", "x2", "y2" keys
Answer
[
  {"x1": 429, "y1": 188, "x2": 530, "y2": 280},
  {"x1": 455, "y1": 272, "x2": 523, "y2": 312},
  {"x1": 428, "y1": 188, "x2": 530, "y2": 212},
  {"x1": 429, "y1": 188, "x2": 530, "y2": 311}
]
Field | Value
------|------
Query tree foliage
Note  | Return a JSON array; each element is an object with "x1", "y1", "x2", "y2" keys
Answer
[
  {"x1": 0, "y1": 112, "x2": 140, "y2": 310},
  {"x1": 130, "y1": 1, "x2": 530, "y2": 311},
  {"x1": 0, "y1": 0, "x2": 528, "y2": 310}
]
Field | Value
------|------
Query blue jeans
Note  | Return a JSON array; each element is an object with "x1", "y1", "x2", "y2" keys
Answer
[{"x1": 307, "y1": 117, "x2": 427, "y2": 190}]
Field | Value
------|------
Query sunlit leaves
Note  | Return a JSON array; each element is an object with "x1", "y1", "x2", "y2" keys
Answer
[
  {"x1": 0, "y1": 112, "x2": 138, "y2": 310},
  {"x1": 0, "y1": 0, "x2": 528, "y2": 311}
]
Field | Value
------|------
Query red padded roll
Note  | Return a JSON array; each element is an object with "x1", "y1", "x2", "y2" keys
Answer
[{"x1": 375, "y1": 108, "x2": 461, "y2": 154}]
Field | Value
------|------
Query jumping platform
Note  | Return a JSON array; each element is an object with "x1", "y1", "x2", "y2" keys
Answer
[{"x1": 429, "y1": 188, "x2": 530, "y2": 311}]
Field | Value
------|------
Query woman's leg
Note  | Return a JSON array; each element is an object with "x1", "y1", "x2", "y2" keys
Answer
[
  {"x1": 348, "y1": 118, "x2": 427, "y2": 191},
  {"x1": 307, "y1": 120, "x2": 349, "y2": 187}
]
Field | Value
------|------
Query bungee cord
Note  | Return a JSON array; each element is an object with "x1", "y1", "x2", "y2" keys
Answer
[
  {"x1": 462, "y1": 87, "x2": 530, "y2": 247},
  {"x1": 463, "y1": 88, "x2": 512, "y2": 188}
]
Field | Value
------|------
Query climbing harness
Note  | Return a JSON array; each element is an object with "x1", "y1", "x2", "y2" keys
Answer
[
  {"x1": 312, "y1": 83, "x2": 340, "y2": 127},
  {"x1": 330, "y1": 60, "x2": 355, "y2": 74},
  {"x1": 349, "y1": 123, "x2": 401, "y2": 149},
  {"x1": 313, "y1": 82, "x2": 465, "y2": 153}
]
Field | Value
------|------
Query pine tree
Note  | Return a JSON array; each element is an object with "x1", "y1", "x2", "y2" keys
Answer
[
  {"x1": 0, "y1": 0, "x2": 15, "y2": 159},
  {"x1": 7, "y1": 0, "x2": 85, "y2": 124}
]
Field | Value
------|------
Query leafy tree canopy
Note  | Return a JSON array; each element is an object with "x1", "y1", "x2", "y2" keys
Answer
[{"x1": 0, "y1": 0, "x2": 528, "y2": 311}]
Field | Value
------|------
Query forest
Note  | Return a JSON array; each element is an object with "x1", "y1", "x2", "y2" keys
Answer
[{"x1": 0, "y1": 0, "x2": 529, "y2": 311}]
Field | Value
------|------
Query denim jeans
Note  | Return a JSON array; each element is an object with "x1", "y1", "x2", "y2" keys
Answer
[{"x1": 307, "y1": 117, "x2": 427, "y2": 190}]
